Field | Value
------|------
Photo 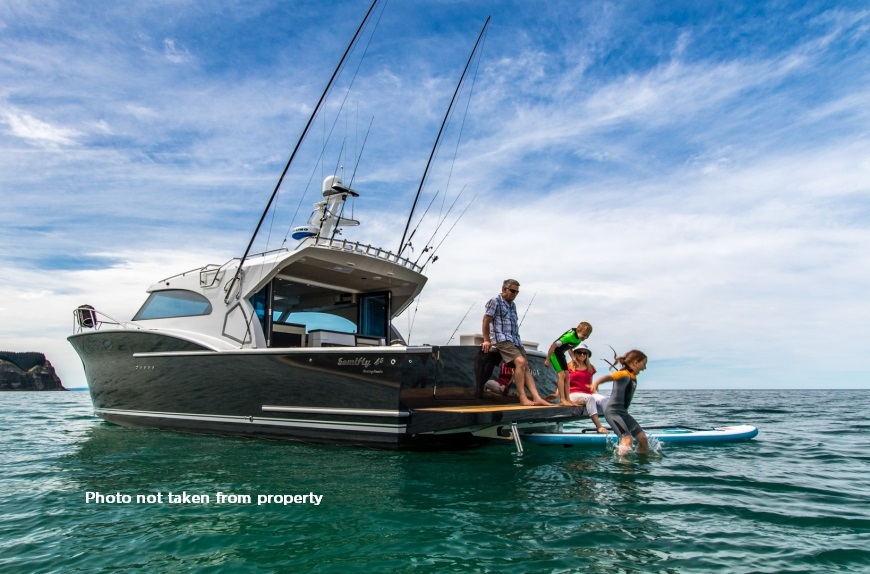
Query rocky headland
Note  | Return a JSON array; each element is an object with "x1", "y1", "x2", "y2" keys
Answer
[{"x1": 0, "y1": 352, "x2": 66, "y2": 391}]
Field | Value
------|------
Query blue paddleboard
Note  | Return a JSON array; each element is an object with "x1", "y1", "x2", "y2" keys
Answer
[{"x1": 522, "y1": 424, "x2": 758, "y2": 446}]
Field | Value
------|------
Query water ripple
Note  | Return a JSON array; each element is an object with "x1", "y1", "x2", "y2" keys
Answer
[{"x1": 1, "y1": 390, "x2": 869, "y2": 573}]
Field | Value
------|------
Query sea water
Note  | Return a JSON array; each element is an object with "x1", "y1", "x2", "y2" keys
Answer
[{"x1": 1, "y1": 389, "x2": 868, "y2": 573}]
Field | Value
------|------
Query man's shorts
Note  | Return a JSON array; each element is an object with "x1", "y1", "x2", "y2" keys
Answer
[{"x1": 493, "y1": 341, "x2": 527, "y2": 363}]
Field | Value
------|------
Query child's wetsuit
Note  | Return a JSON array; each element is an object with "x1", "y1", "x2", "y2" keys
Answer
[
  {"x1": 548, "y1": 328, "x2": 584, "y2": 373},
  {"x1": 603, "y1": 369, "x2": 643, "y2": 438}
]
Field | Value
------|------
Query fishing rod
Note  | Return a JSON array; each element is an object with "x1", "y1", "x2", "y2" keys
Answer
[
  {"x1": 330, "y1": 137, "x2": 347, "y2": 187},
  {"x1": 348, "y1": 116, "x2": 374, "y2": 188},
  {"x1": 328, "y1": 117, "x2": 374, "y2": 243},
  {"x1": 283, "y1": 3, "x2": 385, "y2": 247},
  {"x1": 420, "y1": 193, "x2": 477, "y2": 268},
  {"x1": 413, "y1": 185, "x2": 465, "y2": 266},
  {"x1": 411, "y1": 26, "x2": 485, "y2": 266},
  {"x1": 397, "y1": 16, "x2": 490, "y2": 258},
  {"x1": 401, "y1": 23, "x2": 483, "y2": 260},
  {"x1": 319, "y1": 136, "x2": 351, "y2": 233},
  {"x1": 283, "y1": 112, "x2": 367, "y2": 247},
  {"x1": 282, "y1": 0, "x2": 384, "y2": 247},
  {"x1": 225, "y1": 0, "x2": 380, "y2": 303},
  {"x1": 402, "y1": 189, "x2": 442, "y2": 256},
  {"x1": 445, "y1": 300, "x2": 477, "y2": 345},
  {"x1": 518, "y1": 292, "x2": 537, "y2": 328}
]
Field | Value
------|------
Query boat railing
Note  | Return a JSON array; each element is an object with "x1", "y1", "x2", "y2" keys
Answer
[
  {"x1": 157, "y1": 248, "x2": 291, "y2": 286},
  {"x1": 199, "y1": 264, "x2": 223, "y2": 287},
  {"x1": 311, "y1": 236, "x2": 423, "y2": 273},
  {"x1": 72, "y1": 305, "x2": 139, "y2": 334}
]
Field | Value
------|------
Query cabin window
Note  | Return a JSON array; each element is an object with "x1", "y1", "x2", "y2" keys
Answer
[
  {"x1": 250, "y1": 283, "x2": 271, "y2": 336},
  {"x1": 133, "y1": 290, "x2": 213, "y2": 320},
  {"x1": 282, "y1": 312, "x2": 356, "y2": 334}
]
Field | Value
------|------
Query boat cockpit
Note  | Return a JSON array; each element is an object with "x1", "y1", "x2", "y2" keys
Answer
[{"x1": 250, "y1": 275, "x2": 400, "y2": 349}]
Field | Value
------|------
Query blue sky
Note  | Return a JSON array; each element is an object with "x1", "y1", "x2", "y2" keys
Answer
[{"x1": 1, "y1": 1, "x2": 868, "y2": 389}]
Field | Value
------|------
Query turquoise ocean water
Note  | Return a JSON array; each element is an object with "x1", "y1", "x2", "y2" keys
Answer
[{"x1": 1, "y1": 389, "x2": 868, "y2": 573}]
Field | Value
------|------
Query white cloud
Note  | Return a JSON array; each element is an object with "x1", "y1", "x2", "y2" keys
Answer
[
  {"x1": 2, "y1": 106, "x2": 80, "y2": 146},
  {"x1": 18, "y1": 289, "x2": 52, "y2": 300},
  {"x1": 163, "y1": 38, "x2": 192, "y2": 64}
]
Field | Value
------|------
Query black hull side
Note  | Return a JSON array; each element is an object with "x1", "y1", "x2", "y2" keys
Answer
[{"x1": 68, "y1": 330, "x2": 579, "y2": 449}]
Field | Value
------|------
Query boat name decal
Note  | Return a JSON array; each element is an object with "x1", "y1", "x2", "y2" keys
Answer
[{"x1": 337, "y1": 357, "x2": 385, "y2": 369}]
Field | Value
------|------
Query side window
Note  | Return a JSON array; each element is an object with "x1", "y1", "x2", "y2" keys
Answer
[
  {"x1": 133, "y1": 290, "x2": 213, "y2": 320},
  {"x1": 250, "y1": 284, "x2": 271, "y2": 335}
]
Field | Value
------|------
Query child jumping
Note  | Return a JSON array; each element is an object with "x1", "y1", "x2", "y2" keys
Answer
[{"x1": 591, "y1": 349, "x2": 649, "y2": 454}]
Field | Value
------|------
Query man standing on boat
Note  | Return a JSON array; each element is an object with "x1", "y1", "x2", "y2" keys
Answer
[{"x1": 481, "y1": 279, "x2": 551, "y2": 407}]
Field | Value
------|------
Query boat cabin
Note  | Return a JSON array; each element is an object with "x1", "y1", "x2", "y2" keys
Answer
[{"x1": 250, "y1": 279, "x2": 393, "y2": 348}]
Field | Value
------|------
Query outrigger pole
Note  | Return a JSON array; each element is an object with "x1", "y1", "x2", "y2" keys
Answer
[
  {"x1": 225, "y1": 0, "x2": 380, "y2": 303},
  {"x1": 518, "y1": 292, "x2": 536, "y2": 328},
  {"x1": 397, "y1": 16, "x2": 490, "y2": 258}
]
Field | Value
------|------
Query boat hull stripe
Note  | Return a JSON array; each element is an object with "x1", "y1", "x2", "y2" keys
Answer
[
  {"x1": 261, "y1": 405, "x2": 410, "y2": 417},
  {"x1": 95, "y1": 408, "x2": 408, "y2": 434}
]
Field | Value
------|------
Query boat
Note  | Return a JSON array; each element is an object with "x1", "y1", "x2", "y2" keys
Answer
[
  {"x1": 521, "y1": 424, "x2": 759, "y2": 447},
  {"x1": 67, "y1": 7, "x2": 586, "y2": 450},
  {"x1": 68, "y1": 176, "x2": 584, "y2": 449}
]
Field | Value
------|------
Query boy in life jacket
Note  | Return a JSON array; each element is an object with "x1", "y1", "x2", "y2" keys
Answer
[{"x1": 543, "y1": 322, "x2": 592, "y2": 405}]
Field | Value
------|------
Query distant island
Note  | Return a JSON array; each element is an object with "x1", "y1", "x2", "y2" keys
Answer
[{"x1": 0, "y1": 352, "x2": 66, "y2": 391}]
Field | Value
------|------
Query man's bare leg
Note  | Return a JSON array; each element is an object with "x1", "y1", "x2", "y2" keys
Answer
[{"x1": 514, "y1": 357, "x2": 550, "y2": 406}]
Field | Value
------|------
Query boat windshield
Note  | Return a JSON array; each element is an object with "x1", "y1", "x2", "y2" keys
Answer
[{"x1": 133, "y1": 289, "x2": 213, "y2": 320}]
